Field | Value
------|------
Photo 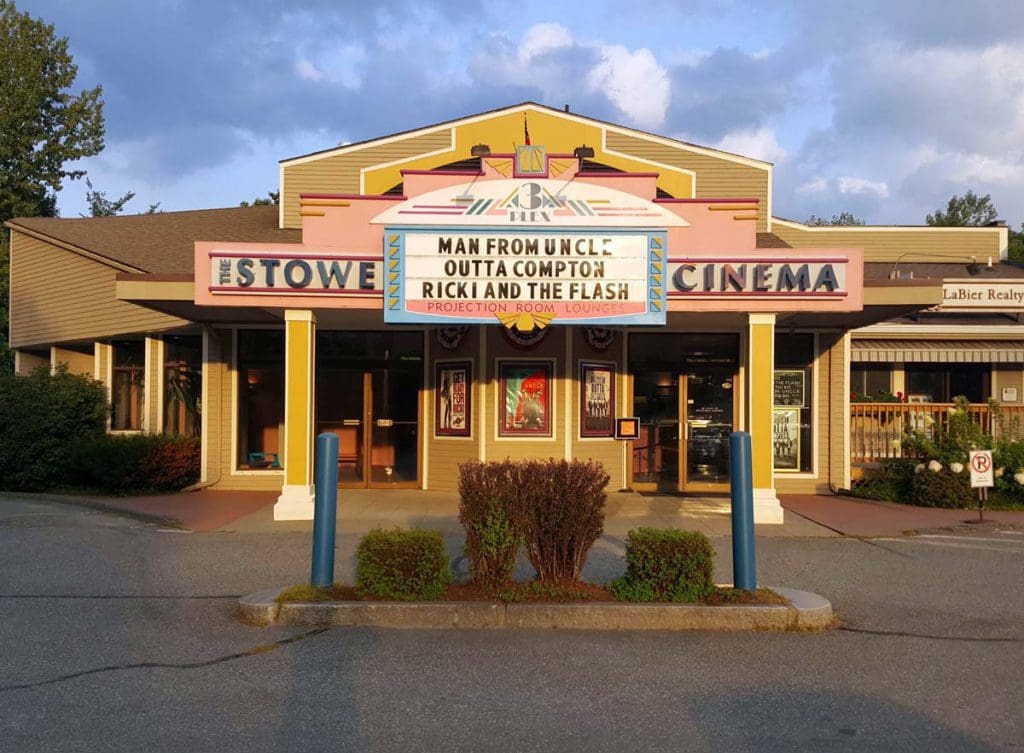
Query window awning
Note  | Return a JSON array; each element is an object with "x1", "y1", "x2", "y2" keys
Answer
[{"x1": 852, "y1": 339, "x2": 1024, "y2": 364}]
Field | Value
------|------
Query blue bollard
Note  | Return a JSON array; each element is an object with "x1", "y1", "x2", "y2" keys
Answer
[
  {"x1": 729, "y1": 431, "x2": 757, "y2": 591},
  {"x1": 311, "y1": 432, "x2": 339, "y2": 588}
]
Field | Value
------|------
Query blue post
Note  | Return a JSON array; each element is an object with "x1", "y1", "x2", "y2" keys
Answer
[
  {"x1": 311, "y1": 432, "x2": 339, "y2": 588},
  {"x1": 729, "y1": 431, "x2": 757, "y2": 591}
]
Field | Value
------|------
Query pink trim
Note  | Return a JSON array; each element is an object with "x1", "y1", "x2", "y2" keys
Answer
[
  {"x1": 654, "y1": 198, "x2": 761, "y2": 204},
  {"x1": 668, "y1": 291, "x2": 848, "y2": 298},
  {"x1": 668, "y1": 256, "x2": 849, "y2": 264},
  {"x1": 210, "y1": 286, "x2": 383, "y2": 296},
  {"x1": 400, "y1": 169, "x2": 483, "y2": 176},
  {"x1": 299, "y1": 193, "x2": 405, "y2": 201},
  {"x1": 210, "y1": 251, "x2": 382, "y2": 262}
]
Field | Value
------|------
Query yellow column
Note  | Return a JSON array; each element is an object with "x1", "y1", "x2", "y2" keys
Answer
[
  {"x1": 274, "y1": 310, "x2": 317, "y2": 520},
  {"x1": 747, "y1": 314, "x2": 784, "y2": 524}
]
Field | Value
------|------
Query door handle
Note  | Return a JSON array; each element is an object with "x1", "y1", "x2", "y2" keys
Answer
[
  {"x1": 375, "y1": 418, "x2": 394, "y2": 428},
  {"x1": 342, "y1": 419, "x2": 361, "y2": 426}
]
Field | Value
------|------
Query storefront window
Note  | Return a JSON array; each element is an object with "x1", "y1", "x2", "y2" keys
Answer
[
  {"x1": 237, "y1": 330, "x2": 284, "y2": 470},
  {"x1": 111, "y1": 341, "x2": 145, "y2": 431},
  {"x1": 163, "y1": 336, "x2": 202, "y2": 437},
  {"x1": 851, "y1": 364, "x2": 892, "y2": 398},
  {"x1": 774, "y1": 334, "x2": 814, "y2": 473},
  {"x1": 906, "y1": 365, "x2": 989, "y2": 403}
]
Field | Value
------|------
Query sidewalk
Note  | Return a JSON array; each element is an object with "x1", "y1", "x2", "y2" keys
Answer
[{"x1": 781, "y1": 494, "x2": 1024, "y2": 537}]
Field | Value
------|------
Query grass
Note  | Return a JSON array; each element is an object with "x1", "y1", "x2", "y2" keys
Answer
[{"x1": 275, "y1": 584, "x2": 358, "y2": 603}]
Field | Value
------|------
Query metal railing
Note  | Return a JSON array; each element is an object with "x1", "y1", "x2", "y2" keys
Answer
[{"x1": 850, "y1": 402, "x2": 1024, "y2": 464}]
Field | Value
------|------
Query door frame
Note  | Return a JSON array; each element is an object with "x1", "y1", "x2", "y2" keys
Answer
[{"x1": 678, "y1": 371, "x2": 739, "y2": 493}]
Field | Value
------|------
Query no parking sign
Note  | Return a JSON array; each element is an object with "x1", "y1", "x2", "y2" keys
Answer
[{"x1": 969, "y1": 450, "x2": 993, "y2": 488}]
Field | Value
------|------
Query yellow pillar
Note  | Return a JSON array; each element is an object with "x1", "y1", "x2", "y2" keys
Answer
[
  {"x1": 274, "y1": 310, "x2": 317, "y2": 520},
  {"x1": 747, "y1": 314, "x2": 784, "y2": 524}
]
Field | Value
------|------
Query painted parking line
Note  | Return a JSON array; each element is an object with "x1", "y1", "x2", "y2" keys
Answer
[
  {"x1": 916, "y1": 534, "x2": 1024, "y2": 545},
  {"x1": 878, "y1": 538, "x2": 1024, "y2": 554}
]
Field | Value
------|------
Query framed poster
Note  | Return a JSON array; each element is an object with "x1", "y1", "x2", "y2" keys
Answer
[
  {"x1": 773, "y1": 369, "x2": 805, "y2": 407},
  {"x1": 772, "y1": 407, "x2": 800, "y2": 471},
  {"x1": 435, "y1": 361, "x2": 471, "y2": 437},
  {"x1": 580, "y1": 361, "x2": 615, "y2": 437},
  {"x1": 498, "y1": 360, "x2": 552, "y2": 437}
]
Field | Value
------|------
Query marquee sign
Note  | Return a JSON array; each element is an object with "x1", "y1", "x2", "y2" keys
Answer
[{"x1": 382, "y1": 228, "x2": 668, "y2": 326}]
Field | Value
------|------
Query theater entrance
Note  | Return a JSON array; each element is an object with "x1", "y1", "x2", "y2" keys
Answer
[
  {"x1": 630, "y1": 334, "x2": 738, "y2": 493},
  {"x1": 316, "y1": 332, "x2": 422, "y2": 488}
]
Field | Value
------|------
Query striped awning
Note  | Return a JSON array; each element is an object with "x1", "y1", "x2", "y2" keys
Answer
[{"x1": 852, "y1": 339, "x2": 1024, "y2": 363}]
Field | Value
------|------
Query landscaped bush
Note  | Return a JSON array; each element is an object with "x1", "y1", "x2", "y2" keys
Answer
[
  {"x1": 850, "y1": 458, "x2": 916, "y2": 502},
  {"x1": 458, "y1": 460, "x2": 521, "y2": 590},
  {"x1": 0, "y1": 366, "x2": 109, "y2": 491},
  {"x1": 356, "y1": 528, "x2": 451, "y2": 601},
  {"x1": 908, "y1": 463, "x2": 972, "y2": 508},
  {"x1": 66, "y1": 434, "x2": 200, "y2": 494},
  {"x1": 609, "y1": 528, "x2": 715, "y2": 603},
  {"x1": 515, "y1": 459, "x2": 609, "y2": 582}
]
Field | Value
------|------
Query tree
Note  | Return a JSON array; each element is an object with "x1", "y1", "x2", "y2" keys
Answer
[
  {"x1": 82, "y1": 178, "x2": 135, "y2": 217},
  {"x1": 926, "y1": 190, "x2": 998, "y2": 226},
  {"x1": 805, "y1": 212, "x2": 865, "y2": 226},
  {"x1": 1009, "y1": 225, "x2": 1024, "y2": 262},
  {"x1": 240, "y1": 191, "x2": 280, "y2": 207},
  {"x1": 1, "y1": 0, "x2": 106, "y2": 374}
]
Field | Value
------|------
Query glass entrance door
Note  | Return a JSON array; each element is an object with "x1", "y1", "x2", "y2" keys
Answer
[
  {"x1": 316, "y1": 332, "x2": 422, "y2": 488},
  {"x1": 631, "y1": 371, "x2": 680, "y2": 491},
  {"x1": 681, "y1": 372, "x2": 735, "y2": 491}
]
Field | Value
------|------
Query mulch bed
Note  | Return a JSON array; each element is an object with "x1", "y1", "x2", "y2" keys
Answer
[{"x1": 279, "y1": 582, "x2": 787, "y2": 606}]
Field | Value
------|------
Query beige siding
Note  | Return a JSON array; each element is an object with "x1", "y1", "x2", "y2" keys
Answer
[
  {"x1": 773, "y1": 221, "x2": 1004, "y2": 263},
  {"x1": 426, "y1": 329, "x2": 482, "y2": 492},
  {"x1": 993, "y1": 365, "x2": 1023, "y2": 405},
  {"x1": 15, "y1": 349, "x2": 49, "y2": 375},
  {"x1": 9, "y1": 231, "x2": 186, "y2": 348},
  {"x1": 281, "y1": 129, "x2": 453, "y2": 228},
  {"x1": 605, "y1": 131, "x2": 771, "y2": 232},
  {"x1": 51, "y1": 346, "x2": 93, "y2": 375}
]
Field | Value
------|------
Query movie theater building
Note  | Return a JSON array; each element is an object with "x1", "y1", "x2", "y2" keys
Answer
[{"x1": 6, "y1": 103, "x2": 1009, "y2": 522}]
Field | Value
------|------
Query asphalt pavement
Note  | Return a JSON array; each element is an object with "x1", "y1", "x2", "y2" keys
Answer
[{"x1": 0, "y1": 497, "x2": 1022, "y2": 752}]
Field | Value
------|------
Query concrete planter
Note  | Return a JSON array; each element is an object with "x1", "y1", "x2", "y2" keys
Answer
[{"x1": 239, "y1": 586, "x2": 833, "y2": 631}]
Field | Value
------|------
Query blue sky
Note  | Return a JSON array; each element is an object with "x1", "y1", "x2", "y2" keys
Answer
[{"x1": 24, "y1": 0, "x2": 1024, "y2": 227}]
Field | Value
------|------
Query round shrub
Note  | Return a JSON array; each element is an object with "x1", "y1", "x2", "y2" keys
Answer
[
  {"x1": 609, "y1": 528, "x2": 716, "y2": 603},
  {"x1": 909, "y1": 466, "x2": 972, "y2": 508},
  {"x1": 356, "y1": 528, "x2": 451, "y2": 601}
]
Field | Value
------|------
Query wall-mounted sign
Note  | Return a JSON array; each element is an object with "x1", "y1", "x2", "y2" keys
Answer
[
  {"x1": 615, "y1": 417, "x2": 640, "y2": 440},
  {"x1": 668, "y1": 257, "x2": 849, "y2": 299},
  {"x1": 207, "y1": 251, "x2": 382, "y2": 295},
  {"x1": 383, "y1": 228, "x2": 667, "y2": 326},
  {"x1": 435, "y1": 360, "x2": 471, "y2": 437},
  {"x1": 940, "y1": 281, "x2": 1024, "y2": 311}
]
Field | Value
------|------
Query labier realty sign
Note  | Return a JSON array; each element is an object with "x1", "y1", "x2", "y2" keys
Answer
[
  {"x1": 940, "y1": 281, "x2": 1024, "y2": 311},
  {"x1": 383, "y1": 228, "x2": 668, "y2": 326}
]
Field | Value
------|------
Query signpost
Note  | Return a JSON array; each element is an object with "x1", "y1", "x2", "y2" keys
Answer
[{"x1": 968, "y1": 450, "x2": 993, "y2": 522}]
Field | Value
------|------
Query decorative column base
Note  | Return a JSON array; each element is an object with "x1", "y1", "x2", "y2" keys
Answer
[
  {"x1": 274, "y1": 485, "x2": 315, "y2": 521},
  {"x1": 753, "y1": 488, "x2": 785, "y2": 525}
]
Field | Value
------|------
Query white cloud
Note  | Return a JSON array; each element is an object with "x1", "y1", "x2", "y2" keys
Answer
[
  {"x1": 518, "y1": 22, "x2": 574, "y2": 62},
  {"x1": 712, "y1": 127, "x2": 788, "y2": 163},
  {"x1": 294, "y1": 60, "x2": 323, "y2": 82},
  {"x1": 837, "y1": 176, "x2": 889, "y2": 198},
  {"x1": 291, "y1": 43, "x2": 367, "y2": 88},
  {"x1": 795, "y1": 177, "x2": 829, "y2": 195},
  {"x1": 586, "y1": 45, "x2": 670, "y2": 129}
]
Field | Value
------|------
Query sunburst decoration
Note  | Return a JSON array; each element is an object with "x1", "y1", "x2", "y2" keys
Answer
[
  {"x1": 495, "y1": 311, "x2": 556, "y2": 332},
  {"x1": 436, "y1": 326, "x2": 470, "y2": 350}
]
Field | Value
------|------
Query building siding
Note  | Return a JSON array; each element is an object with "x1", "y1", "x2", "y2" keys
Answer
[{"x1": 9, "y1": 231, "x2": 186, "y2": 348}]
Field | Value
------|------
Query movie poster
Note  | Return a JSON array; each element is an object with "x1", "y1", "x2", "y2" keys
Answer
[
  {"x1": 772, "y1": 407, "x2": 800, "y2": 470},
  {"x1": 581, "y1": 362, "x2": 615, "y2": 437},
  {"x1": 436, "y1": 361, "x2": 471, "y2": 437},
  {"x1": 499, "y1": 361, "x2": 552, "y2": 436}
]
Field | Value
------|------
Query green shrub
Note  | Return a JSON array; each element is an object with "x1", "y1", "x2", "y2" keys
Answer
[
  {"x1": 851, "y1": 458, "x2": 915, "y2": 502},
  {"x1": 0, "y1": 366, "x2": 109, "y2": 491},
  {"x1": 993, "y1": 439, "x2": 1024, "y2": 501},
  {"x1": 515, "y1": 459, "x2": 609, "y2": 582},
  {"x1": 66, "y1": 434, "x2": 200, "y2": 493},
  {"x1": 909, "y1": 465, "x2": 971, "y2": 508},
  {"x1": 356, "y1": 528, "x2": 451, "y2": 601},
  {"x1": 609, "y1": 528, "x2": 715, "y2": 603},
  {"x1": 458, "y1": 460, "x2": 522, "y2": 590}
]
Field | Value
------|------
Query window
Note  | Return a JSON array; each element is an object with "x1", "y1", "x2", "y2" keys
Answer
[
  {"x1": 164, "y1": 336, "x2": 202, "y2": 437},
  {"x1": 111, "y1": 341, "x2": 145, "y2": 431},
  {"x1": 237, "y1": 330, "x2": 284, "y2": 470},
  {"x1": 906, "y1": 365, "x2": 989, "y2": 403},
  {"x1": 851, "y1": 365, "x2": 892, "y2": 398},
  {"x1": 774, "y1": 334, "x2": 814, "y2": 473}
]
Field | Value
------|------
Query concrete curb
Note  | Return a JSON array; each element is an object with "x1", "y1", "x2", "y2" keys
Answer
[{"x1": 239, "y1": 587, "x2": 834, "y2": 631}]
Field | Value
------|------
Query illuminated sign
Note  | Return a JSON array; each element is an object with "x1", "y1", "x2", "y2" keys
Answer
[
  {"x1": 667, "y1": 257, "x2": 850, "y2": 299},
  {"x1": 382, "y1": 228, "x2": 667, "y2": 326},
  {"x1": 208, "y1": 251, "x2": 382, "y2": 295}
]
